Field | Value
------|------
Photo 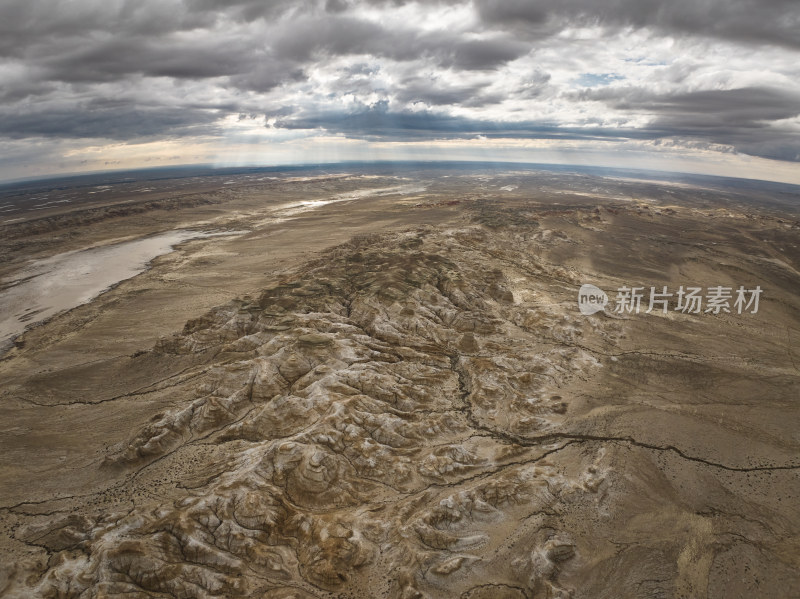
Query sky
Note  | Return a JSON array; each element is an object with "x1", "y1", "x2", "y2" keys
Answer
[{"x1": 1, "y1": 0, "x2": 799, "y2": 184}]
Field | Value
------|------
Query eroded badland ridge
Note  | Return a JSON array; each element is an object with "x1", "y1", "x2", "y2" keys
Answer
[{"x1": 0, "y1": 169, "x2": 799, "y2": 598}]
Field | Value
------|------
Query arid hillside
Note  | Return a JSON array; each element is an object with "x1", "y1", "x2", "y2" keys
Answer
[{"x1": 1, "y1": 170, "x2": 799, "y2": 598}]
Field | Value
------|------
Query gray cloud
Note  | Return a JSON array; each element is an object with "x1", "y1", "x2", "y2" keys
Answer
[
  {"x1": 0, "y1": 1, "x2": 214, "y2": 57},
  {"x1": 38, "y1": 36, "x2": 259, "y2": 83},
  {"x1": 574, "y1": 86, "x2": 800, "y2": 160},
  {"x1": 575, "y1": 86, "x2": 800, "y2": 122},
  {"x1": 0, "y1": 0, "x2": 798, "y2": 170},
  {"x1": 436, "y1": 37, "x2": 530, "y2": 71},
  {"x1": 273, "y1": 100, "x2": 651, "y2": 141},
  {"x1": 395, "y1": 78, "x2": 490, "y2": 106},
  {"x1": 475, "y1": 0, "x2": 800, "y2": 49},
  {"x1": 270, "y1": 15, "x2": 528, "y2": 70},
  {"x1": 0, "y1": 104, "x2": 222, "y2": 140}
]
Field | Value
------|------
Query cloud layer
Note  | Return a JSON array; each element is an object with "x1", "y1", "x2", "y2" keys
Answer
[{"x1": 1, "y1": 0, "x2": 799, "y2": 180}]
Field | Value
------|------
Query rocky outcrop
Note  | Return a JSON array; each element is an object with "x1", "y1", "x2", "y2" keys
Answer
[
  {"x1": 5, "y1": 224, "x2": 615, "y2": 598},
  {"x1": 5, "y1": 200, "x2": 799, "y2": 598}
]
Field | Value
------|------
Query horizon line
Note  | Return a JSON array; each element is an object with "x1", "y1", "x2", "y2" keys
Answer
[{"x1": 2, "y1": 159, "x2": 800, "y2": 192}]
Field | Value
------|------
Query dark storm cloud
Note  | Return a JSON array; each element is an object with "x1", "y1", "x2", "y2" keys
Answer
[
  {"x1": 39, "y1": 36, "x2": 259, "y2": 83},
  {"x1": 271, "y1": 88, "x2": 800, "y2": 162},
  {"x1": 436, "y1": 37, "x2": 529, "y2": 71},
  {"x1": 0, "y1": 104, "x2": 221, "y2": 140},
  {"x1": 271, "y1": 16, "x2": 387, "y2": 62},
  {"x1": 475, "y1": 0, "x2": 800, "y2": 49},
  {"x1": 649, "y1": 88, "x2": 800, "y2": 131},
  {"x1": 0, "y1": 0, "x2": 799, "y2": 166},
  {"x1": 395, "y1": 78, "x2": 491, "y2": 106},
  {"x1": 576, "y1": 86, "x2": 800, "y2": 124},
  {"x1": 0, "y1": 1, "x2": 213, "y2": 57},
  {"x1": 6, "y1": 7, "x2": 526, "y2": 89},
  {"x1": 269, "y1": 15, "x2": 528, "y2": 70},
  {"x1": 273, "y1": 101, "x2": 651, "y2": 141},
  {"x1": 646, "y1": 88, "x2": 800, "y2": 161},
  {"x1": 575, "y1": 86, "x2": 800, "y2": 160}
]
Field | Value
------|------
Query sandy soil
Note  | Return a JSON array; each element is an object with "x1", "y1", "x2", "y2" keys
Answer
[{"x1": 0, "y1": 167, "x2": 798, "y2": 598}]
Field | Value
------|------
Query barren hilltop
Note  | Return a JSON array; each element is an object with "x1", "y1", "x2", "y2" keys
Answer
[{"x1": 1, "y1": 165, "x2": 798, "y2": 598}]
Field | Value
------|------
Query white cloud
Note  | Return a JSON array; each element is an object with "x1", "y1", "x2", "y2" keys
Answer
[{"x1": 0, "y1": 0, "x2": 798, "y2": 182}]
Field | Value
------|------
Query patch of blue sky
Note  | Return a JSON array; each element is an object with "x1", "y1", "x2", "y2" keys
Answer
[{"x1": 575, "y1": 73, "x2": 625, "y2": 87}]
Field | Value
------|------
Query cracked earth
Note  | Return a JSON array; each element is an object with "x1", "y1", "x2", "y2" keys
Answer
[{"x1": 0, "y1": 173, "x2": 799, "y2": 598}]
